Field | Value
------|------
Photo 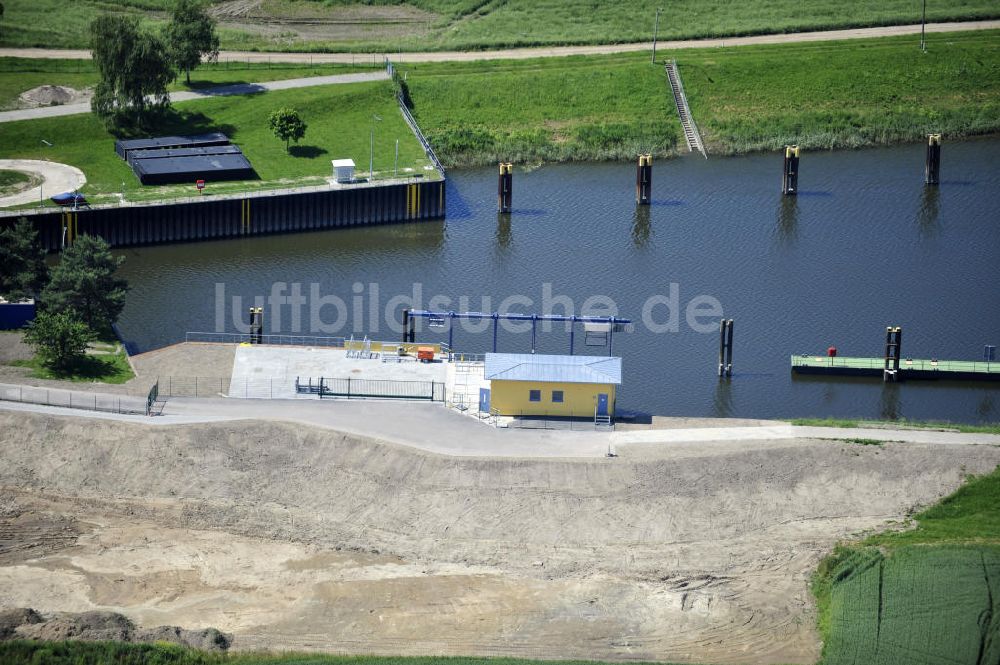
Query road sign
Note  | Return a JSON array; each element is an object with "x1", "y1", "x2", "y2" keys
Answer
[{"x1": 196, "y1": 179, "x2": 206, "y2": 192}]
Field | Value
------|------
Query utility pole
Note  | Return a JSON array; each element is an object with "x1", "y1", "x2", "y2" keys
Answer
[
  {"x1": 651, "y1": 7, "x2": 662, "y2": 64},
  {"x1": 394, "y1": 138, "x2": 399, "y2": 177},
  {"x1": 369, "y1": 114, "x2": 381, "y2": 180},
  {"x1": 920, "y1": 0, "x2": 927, "y2": 52}
]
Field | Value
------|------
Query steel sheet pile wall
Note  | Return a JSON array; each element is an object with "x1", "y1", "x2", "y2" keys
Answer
[{"x1": 3, "y1": 179, "x2": 446, "y2": 251}]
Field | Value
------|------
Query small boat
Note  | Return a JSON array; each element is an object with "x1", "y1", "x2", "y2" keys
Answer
[{"x1": 51, "y1": 191, "x2": 88, "y2": 207}]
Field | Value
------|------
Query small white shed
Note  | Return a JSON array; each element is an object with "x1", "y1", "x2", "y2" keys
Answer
[{"x1": 331, "y1": 159, "x2": 356, "y2": 183}]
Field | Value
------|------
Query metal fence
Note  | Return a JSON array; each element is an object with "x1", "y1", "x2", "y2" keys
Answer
[
  {"x1": 507, "y1": 414, "x2": 615, "y2": 431},
  {"x1": 185, "y1": 332, "x2": 347, "y2": 347},
  {"x1": 297, "y1": 377, "x2": 445, "y2": 401},
  {"x1": 150, "y1": 375, "x2": 232, "y2": 398},
  {"x1": 0, "y1": 382, "x2": 148, "y2": 415}
]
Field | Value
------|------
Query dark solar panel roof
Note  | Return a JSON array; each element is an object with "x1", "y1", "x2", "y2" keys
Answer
[
  {"x1": 115, "y1": 132, "x2": 231, "y2": 159},
  {"x1": 132, "y1": 153, "x2": 255, "y2": 185},
  {"x1": 126, "y1": 145, "x2": 243, "y2": 165}
]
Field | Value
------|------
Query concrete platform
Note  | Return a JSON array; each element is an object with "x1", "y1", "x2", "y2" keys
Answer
[{"x1": 230, "y1": 344, "x2": 447, "y2": 399}]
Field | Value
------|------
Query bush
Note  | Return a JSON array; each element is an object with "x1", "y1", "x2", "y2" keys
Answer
[{"x1": 22, "y1": 311, "x2": 94, "y2": 371}]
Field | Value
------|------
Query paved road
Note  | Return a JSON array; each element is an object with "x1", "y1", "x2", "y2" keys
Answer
[
  {"x1": 1, "y1": 21, "x2": 996, "y2": 66},
  {"x1": 0, "y1": 71, "x2": 389, "y2": 124},
  {"x1": 3, "y1": 390, "x2": 999, "y2": 458},
  {"x1": 0, "y1": 159, "x2": 86, "y2": 206}
]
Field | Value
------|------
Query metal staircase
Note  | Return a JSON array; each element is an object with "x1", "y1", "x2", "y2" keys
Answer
[{"x1": 665, "y1": 60, "x2": 707, "y2": 158}]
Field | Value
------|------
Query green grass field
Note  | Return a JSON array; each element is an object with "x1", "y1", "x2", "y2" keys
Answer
[
  {"x1": 396, "y1": 30, "x2": 1000, "y2": 165},
  {"x1": 404, "y1": 54, "x2": 680, "y2": 166},
  {"x1": 0, "y1": 642, "x2": 689, "y2": 665},
  {"x1": 812, "y1": 466, "x2": 1000, "y2": 664},
  {"x1": 0, "y1": 80, "x2": 432, "y2": 207},
  {"x1": 10, "y1": 341, "x2": 135, "y2": 383},
  {"x1": 0, "y1": 0, "x2": 998, "y2": 52},
  {"x1": 674, "y1": 30, "x2": 1000, "y2": 154},
  {"x1": 0, "y1": 57, "x2": 380, "y2": 111}
]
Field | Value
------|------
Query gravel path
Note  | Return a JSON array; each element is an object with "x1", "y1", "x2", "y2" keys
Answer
[
  {"x1": 0, "y1": 20, "x2": 996, "y2": 65},
  {"x1": 0, "y1": 159, "x2": 86, "y2": 206},
  {"x1": 0, "y1": 71, "x2": 389, "y2": 124}
]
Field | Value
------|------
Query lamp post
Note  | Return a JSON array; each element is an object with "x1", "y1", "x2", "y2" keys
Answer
[
  {"x1": 920, "y1": 0, "x2": 927, "y2": 52},
  {"x1": 369, "y1": 114, "x2": 382, "y2": 180},
  {"x1": 651, "y1": 7, "x2": 662, "y2": 64}
]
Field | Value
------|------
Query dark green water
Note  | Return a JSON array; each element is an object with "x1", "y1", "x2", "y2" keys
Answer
[{"x1": 115, "y1": 138, "x2": 1000, "y2": 423}]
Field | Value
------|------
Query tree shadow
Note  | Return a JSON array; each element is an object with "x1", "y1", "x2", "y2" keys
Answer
[
  {"x1": 40, "y1": 355, "x2": 121, "y2": 381},
  {"x1": 111, "y1": 108, "x2": 238, "y2": 140},
  {"x1": 288, "y1": 145, "x2": 329, "y2": 158}
]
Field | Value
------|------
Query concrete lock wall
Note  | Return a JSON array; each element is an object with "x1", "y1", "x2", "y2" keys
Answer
[
  {"x1": 490, "y1": 380, "x2": 616, "y2": 417},
  {"x1": 0, "y1": 179, "x2": 446, "y2": 252}
]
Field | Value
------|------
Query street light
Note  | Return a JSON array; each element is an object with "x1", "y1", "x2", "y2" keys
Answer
[
  {"x1": 920, "y1": 0, "x2": 927, "y2": 52},
  {"x1": 369, "y1": 114, "x2": 382, "y2": 180}
]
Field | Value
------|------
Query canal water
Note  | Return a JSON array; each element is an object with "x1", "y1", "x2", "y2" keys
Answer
[{"x1": 116, "y1": 138, "x2": 1000, "y2": 423}]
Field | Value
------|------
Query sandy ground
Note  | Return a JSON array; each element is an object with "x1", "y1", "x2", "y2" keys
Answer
[
  {"x1": 0, "y1": 159, "x2": 85, "y2": 207},
  {"x1": 1, "y1": 21, "x2": 996, "y2": 65},
  {"x1": 1, "y1": 409, "x2": 998, "y2": 662}
]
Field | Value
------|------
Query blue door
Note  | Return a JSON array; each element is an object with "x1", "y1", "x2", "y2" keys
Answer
[
  {"x1": 479, "y1": 388, "x2": 491, "y2": 413},
  {"x1": 597, "y1": 393, "x2": 609, "y2": 416}
]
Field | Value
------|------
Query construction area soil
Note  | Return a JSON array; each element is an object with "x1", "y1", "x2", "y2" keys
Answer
[{"x1": 2, "y1": 410, "x2": 998, "y2": 662}]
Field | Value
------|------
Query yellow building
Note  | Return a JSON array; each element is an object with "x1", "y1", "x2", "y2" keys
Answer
[{"x1": 482, "y1": 353, "x2": 622, "y2": 418}]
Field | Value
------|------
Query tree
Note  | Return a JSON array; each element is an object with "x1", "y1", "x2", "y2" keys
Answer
[
  {"x1": 90, "y1": 14, "x2": 176, "y2": 131},
  {"x1": 0, "y1": 218, "x2": 49, "y2": 302},
  {"x1": 165, "y1": 0, "x2": 220, "y2": 85},
  {"x1": 41, "y1": 235, "x2": 128, "y2": 333},
  {"x1": 268, "y1": 107, "x2": 307, "y2": 151},
  {"x1": 23, "y1": 311, "x2": 94, "y2": 371}
]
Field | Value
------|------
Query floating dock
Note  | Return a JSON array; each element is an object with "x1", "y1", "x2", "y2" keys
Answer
[{"x1": 791, "y1": 355, "x2": 1000, "y2": 381}]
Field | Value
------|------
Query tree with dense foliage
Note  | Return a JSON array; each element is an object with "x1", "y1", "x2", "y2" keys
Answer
[
  {"x1": 165, "y1": 0, "x2": 220, "y2": 85},
  {"x1": 41, "y1": 235, "x2": 128, "y2": 332},
  {"x1": 23, "y1": 311, "x2": 94, "y2": 370},
  {"x1": 90, "y1": 14, "x2": 176, "y2": 131},
  {"x1": 0, "y1": 218, "x2": 48, "y2": 302},
  {"x1": 268, "y1": 107, "x2": 307, "y2": 151}
]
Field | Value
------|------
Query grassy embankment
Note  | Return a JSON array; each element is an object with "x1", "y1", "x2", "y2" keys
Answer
[
  {"x1": 398, "y1": 30, "x2": 1000, "y2": 166},
  {"x1": 811, "y1": 465, "x2": 1000, "y2": 664},
  {"x1": 791, "y1": 417, "x2": 1000, "y2": 434},
  {"x1": 0, "y1": 57, "x2": 381, "y2": 111},
  {"x1": 1, "y1": 0, "x2": 999, "y2": 52},
  {"x1": 0, "y1": 643, "x2": 691, "y2": 665},
  {"x1": 0, "y1": 79, "x2": 432, "y2": 207},
  {"x1": 675, "y1": 29, "x2": 1000, "y2": 154},
  {"x1": 405, "y1": 54, "x2": 680, "y2": 166}
]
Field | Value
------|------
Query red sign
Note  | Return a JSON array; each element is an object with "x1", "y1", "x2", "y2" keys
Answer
[{"x1": 196, "y1": 179, "x2": 206, "y2": 191}]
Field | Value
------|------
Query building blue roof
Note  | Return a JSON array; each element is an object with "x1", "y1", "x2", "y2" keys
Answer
[{"x1": 484, "y1": 353, "x2": 622, "y2": 385}]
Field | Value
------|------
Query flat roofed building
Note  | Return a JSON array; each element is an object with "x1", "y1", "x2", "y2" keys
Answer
[{"x1": 483, "y1": 353, "x2": 622, "y2": 417}]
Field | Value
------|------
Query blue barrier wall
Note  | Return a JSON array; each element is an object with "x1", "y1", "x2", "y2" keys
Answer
[{"x1": 0, "y1": 301, "x2": 36, "y2": 329}]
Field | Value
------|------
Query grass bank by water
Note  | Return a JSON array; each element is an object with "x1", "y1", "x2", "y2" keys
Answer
[
  {"x1": 811, "y1": 465, "x2": 1000, "y2": 664},
  {"x1": 0, "y1": 80, "x2": 431, "y2": 207},
  {"x1": 405, "y1": 54, "x2": 681, "y2": 167},
  {"x1": 398, "y1": 30, "x2": 999, "y2": 166},
  {"x1": 676, "y1": 30, "x2": 1000, "y2": 154},
  {"x1": 1, "y1": 0, "x2": 998, "y2": 52}
]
